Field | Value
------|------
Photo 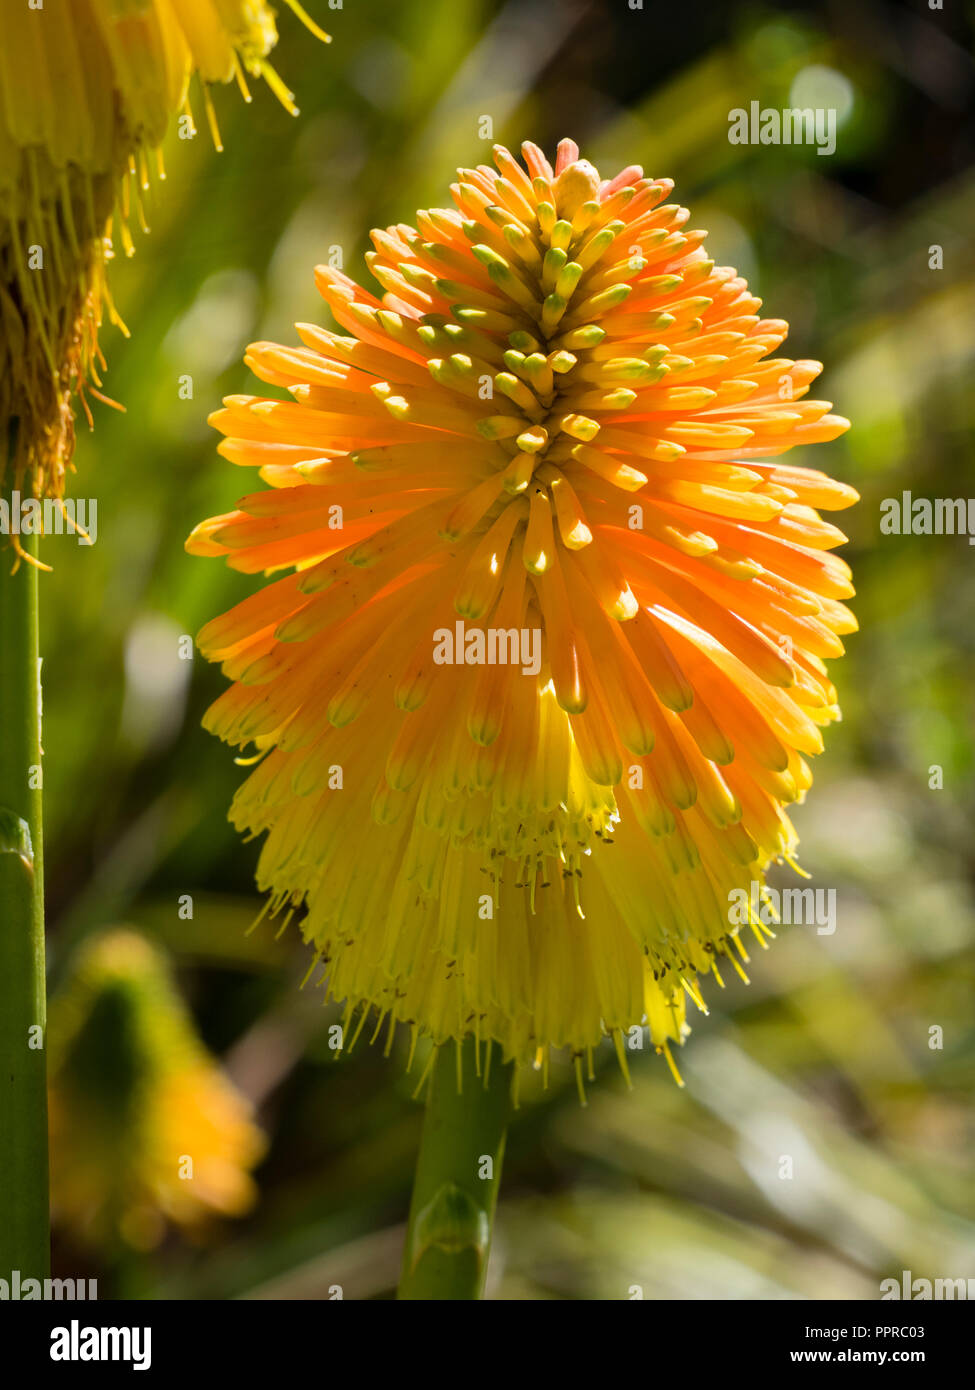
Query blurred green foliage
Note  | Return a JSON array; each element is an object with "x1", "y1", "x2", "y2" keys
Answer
[{"x1": 44, "y1": 0, "x2": 975, "y2": 1298}]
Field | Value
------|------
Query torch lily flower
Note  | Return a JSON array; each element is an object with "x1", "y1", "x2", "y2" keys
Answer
[
  {"x1": 189, "y1": 139, "x2": 856, "y2": 1087},
  {"x1": 0, "y1": 0, "x2": 329, "y2": 502}
]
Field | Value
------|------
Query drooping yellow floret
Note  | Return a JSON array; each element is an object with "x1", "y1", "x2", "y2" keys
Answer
[{"x1": 0, "y1": 0, "x2": 329, "y2": 505}]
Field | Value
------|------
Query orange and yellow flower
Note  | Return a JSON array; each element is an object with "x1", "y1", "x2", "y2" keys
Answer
[{"x1": 189, "y1": 139, "x2": 856, "y2": 1082}]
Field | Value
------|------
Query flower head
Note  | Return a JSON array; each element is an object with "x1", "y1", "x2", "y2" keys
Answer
[
  {"x1": 189, "y1": 140, "x2": 856, "y2": 1083},
  {"x1": 48, "y1": 929, "x2": 264, "y2": 1250},
  {"x1": 0, "y1": 0, "x2": 329, "y2": 503}
]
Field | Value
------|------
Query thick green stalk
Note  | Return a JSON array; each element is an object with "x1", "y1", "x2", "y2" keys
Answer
[
  {"x1": 0, "y1": 514, "x2": 49, "y2": 1280},
  {"x1": 398, "y1": 1038, "x2": 514, "y2": 1300}
]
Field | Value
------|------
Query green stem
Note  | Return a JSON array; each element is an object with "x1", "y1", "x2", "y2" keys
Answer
[
  {"x1": 0, "y1": 513, "x2": 49, "y2": 1280},
  {"x1": 398, "y1": 1037, "x2": 514, "y2": 1300}
]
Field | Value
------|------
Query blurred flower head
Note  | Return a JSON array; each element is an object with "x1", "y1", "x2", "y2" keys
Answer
[
  {"x1": 48, "y1": 928, "x2": 264, "y2": 1251},
  {"x1": 0, "y1": 0, "x2": 329, "y2": 504},
  {"x1": 189, "y1": 140, "x2": 855, "y2": 1083}
]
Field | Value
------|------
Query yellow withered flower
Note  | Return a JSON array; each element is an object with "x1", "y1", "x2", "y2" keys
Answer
[
  {"x1": 0, "y1": 0, "x2": 328, "y2": 503},
  {"x1": 189, "y1": 140, "x2": 856, "y2": 1085},
  {"x1": 48, "y1": 929, "x2": 264, "y2": 1251}
]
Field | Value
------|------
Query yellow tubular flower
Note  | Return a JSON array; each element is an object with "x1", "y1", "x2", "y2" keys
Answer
[
  {"x1": 48, "y1": 929, "x2": 265, "y2": 1252},
  {"x1": 0, "y1": 0, "x2": 329, "y2": 503},
  {"x1": 188, "y1": 140, "x2": 857, "y2": 1085}
]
